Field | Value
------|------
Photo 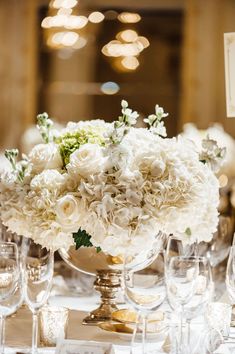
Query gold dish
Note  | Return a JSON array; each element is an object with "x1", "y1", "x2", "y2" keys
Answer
[
  {"x1": 99, "y1": 321, "x2": 167, "y2": 342},
  {"x1": 111, "y1": 309, "x2": 164, "y2": 324},
  {"x1": 100, "y1": 322, "x2": 134, "y2": 334}
]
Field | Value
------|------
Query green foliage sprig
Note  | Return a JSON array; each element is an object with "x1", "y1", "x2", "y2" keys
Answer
[{"x1": 73, "y1": 228, "x2": 101, "y2": 253}]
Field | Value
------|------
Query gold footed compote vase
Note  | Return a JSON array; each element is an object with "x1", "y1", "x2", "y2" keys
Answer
[
  {"x1": 59, "y1": 236, "x2": 164, "y2": 325},
  {"x1": 59, "y1": 246, "x2": 123, "y2": 325}
]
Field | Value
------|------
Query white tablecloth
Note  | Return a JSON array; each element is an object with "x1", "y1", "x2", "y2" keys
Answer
[{"x1": 5, "y1": 294, "x2": 235, "y2": 354}]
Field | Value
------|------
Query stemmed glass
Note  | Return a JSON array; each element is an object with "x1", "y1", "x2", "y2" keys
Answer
[
  {"x1": 206, "y1": 215, "x2": 233, "y2": 268},
  {"x1": 0, "y1": 242, "x2": 20, "y2": 353},
  {"x1": 183, "y1": 257, "x2": 212, "y2": 351},
  {"x1": 226, "y1": 246, "x2": 235, "y2": 305},
  {"x1": 165, "y1": 236, "x2": 197, "y2": 266},
  {"x1": 123, "y1": 251, "x2": 166, "y2": 354},
  {"x1": 166, "y1": 256, "x2": 200, "y2": 354},
  {"x1": 22, "y1": 240, "x2": 54, "y2": 354}
]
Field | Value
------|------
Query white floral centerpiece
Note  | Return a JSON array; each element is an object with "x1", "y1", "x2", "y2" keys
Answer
[{"x1": 0, "y1": 102, "x2": 223, "y2": 256}]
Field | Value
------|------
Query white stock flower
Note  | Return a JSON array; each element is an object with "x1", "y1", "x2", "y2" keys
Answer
[
  {"x1": 67, "y1": 143, "x2": 107, "y2": 178},
  {"x1": 150, "y1": 121, "x2": 167, "y2": 137},
  {"x1": 29, "y1": 143, "x2": 62, "y2": 174}
]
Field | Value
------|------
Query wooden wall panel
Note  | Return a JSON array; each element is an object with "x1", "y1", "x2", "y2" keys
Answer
[{"x1": 0, "y1": 0, "x2": 37, "y2": 150}]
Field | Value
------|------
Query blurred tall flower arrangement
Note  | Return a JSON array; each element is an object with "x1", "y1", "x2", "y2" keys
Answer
[
  {"x1": 0, "y1": 102, "x2": 223, "y2": 256},
  {"x1": 181, "y1": 124, "x2": 234, "y2": 179}
]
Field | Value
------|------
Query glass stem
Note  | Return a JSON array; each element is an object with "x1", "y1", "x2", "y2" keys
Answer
[
  {"x1": 0, "y1": 315, "x2": 5, "y2": 354},
  {"x1": 130, "y1": 311, "x2": 141, "y2": 354},
  {"x1": 32, "y1": 311, "x2": 38, "y2": 354},
  {"x1": 142, "y1": 314, "x2": 147, "y2": 354},
  {"x1": 179, "y1": 306, "x2": 184, "y2": 354},
  {"x1": 186, "y1": 319, "x2": 191, "y2": 353}
]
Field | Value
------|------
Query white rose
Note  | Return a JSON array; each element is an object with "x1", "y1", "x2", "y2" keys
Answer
[
  {"x1": 55, "y1": 195, "x2": 80, "y2": 230},
  {"x1": 67, "y1": 143, "x2": 107, "y2": 179},
  {"x1": 29, "y1": 143, "x2": 62, "y2": 174}
]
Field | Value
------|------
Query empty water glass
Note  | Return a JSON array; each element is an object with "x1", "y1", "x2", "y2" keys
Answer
[{"x1": 22, "y1": 240, "x2": 54, "y2": 354}]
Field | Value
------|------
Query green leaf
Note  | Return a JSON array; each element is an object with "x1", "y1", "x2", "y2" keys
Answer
[{"x1": 73, "y1": 229, "x2": 102, "y2": 253}]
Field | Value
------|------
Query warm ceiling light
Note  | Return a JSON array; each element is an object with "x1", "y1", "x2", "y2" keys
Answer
[
  {"x1": 65, "y1": 15, "x2": 88, "y2": 29},
  {"x1": 50, "y1": 31, "x2": 78, "y2": 47},
  {"x1": 42, "y1": 14, "x2": 88, "y2": 29},
  {"x1": 57, "y1": 8, "x2": 72, "y2": 15},
  {"x1": 50, "y1": 14, "x2": 68, "y2": 27},
  {"x1": 102, "y1": 40, "x2": 144, "y2": 57},
  {"x1": 51, "y1": 32, "x2": 64, "y2": 45},
  {"x1": 61, "y1": 31, "x2": 79, "y2": 46},
  {"x1": 117, "y1": 30, "x2": 138, "y2": 43},
  {"x1": 88, "y1": 11, "x2": 105, "y2": 23},
  {"x1": 121, "y1": 56, "x2": 139, "y2": 70},
  {"x1": 41, "y1": 16, "x2": 52, "y2": 28},
  {"x1": 118, "y1": 12, "x2": 141, "y2": 23},
  {"x1": 52, "y1": 0, "x2": 78, "y2": 9},
  {"x1": 72, "y1": 36, "x2": 87, "y2": 49},
  {"x1": 136, "y1": 36, "x2": 150, "y2": 49}
]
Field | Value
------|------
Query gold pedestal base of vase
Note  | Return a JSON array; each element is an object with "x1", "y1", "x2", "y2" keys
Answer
[{"x1": 83, "y1": 269, "x2": 122, "y2": 325}]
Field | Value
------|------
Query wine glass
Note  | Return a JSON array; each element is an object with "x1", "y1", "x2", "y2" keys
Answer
[
  {"x1": 206, "y1": 216, "x2": 233, "y2": 267},
  {"x1": 22, "y1": 240, "x2": 54, "y2": 354},
  {"x1": 0, "y1": 226, "x2": 29, "y2": 261},
  {"x1": 0, "y1": 242, "x2": 20, "y2": 353},
  {"x1": 165, "y1": 236, "x2": 197, "y2": 267},
  {"x1": 166, "y1": 256, "x2": 200, "y2": 354},
  {"x1": 123, "y1": 251, "x2": 166, "y2": 354},
  {"x1": 226, "y1": 246, "x2": 235, "y2": 304},
  {"x1": 182, "y1": 257, "x2": 212, "y2": 351}
]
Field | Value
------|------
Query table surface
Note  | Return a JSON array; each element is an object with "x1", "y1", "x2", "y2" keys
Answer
[{"x1": 5, "y1": 293, "x2": 235, "y2": 354}]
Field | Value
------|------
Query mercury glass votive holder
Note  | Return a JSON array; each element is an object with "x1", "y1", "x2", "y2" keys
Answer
[{"x1": 39, "y1": 305, "x2": 69, "y2": 346}]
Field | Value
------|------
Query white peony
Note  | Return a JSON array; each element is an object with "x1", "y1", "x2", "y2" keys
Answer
[
  {"x1": 67, "y1": 143, "x2": 108, "y2": 179},
  {"x1": 29, "y1": 143, "x2": 63, "y2": 174}
]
